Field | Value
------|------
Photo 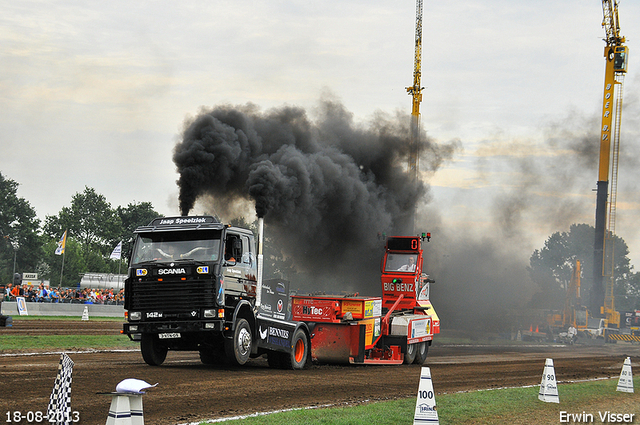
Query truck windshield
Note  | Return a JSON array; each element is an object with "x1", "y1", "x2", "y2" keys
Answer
[
  {"x1": 131, "y1": 230, "x2": 222, "y2": 264},
  {"x1": 384, "y1": 253, "x2": 417, "y2": 272}
]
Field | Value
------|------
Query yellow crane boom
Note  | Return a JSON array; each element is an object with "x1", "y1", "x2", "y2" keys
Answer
[
  {"x1": 592, "y1": 0, "x2": 628, "y2": 327},
  {"x1": 406, "y1": 0, "x2": 423, "y2": 180}
]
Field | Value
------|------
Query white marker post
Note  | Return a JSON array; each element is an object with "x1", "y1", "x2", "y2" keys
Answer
[
  {"x1": 105, "y1": 379, "x2": 157, "y2": 425},
  {"x1": 413, "y1": 367, "x2": 439, "y2": 424},
  {"x1": 81, "y1": 306, "x2": 89, "y2": 321},
  {"x1": 616, "y1": 357, "x2": 634, "y2": 393},
  {"x1": 538, "y1": 358, "x2": 559, "y2": 403}
]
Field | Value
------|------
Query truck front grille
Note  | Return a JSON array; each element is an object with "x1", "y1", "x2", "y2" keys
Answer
[{"x1": 128, "y1": 280, "x2": 217, "y2": 311}]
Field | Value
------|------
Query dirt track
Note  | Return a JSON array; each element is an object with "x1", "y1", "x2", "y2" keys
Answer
[{"x1": 1, "y1": 320, "x2": 638, "y2": 425}]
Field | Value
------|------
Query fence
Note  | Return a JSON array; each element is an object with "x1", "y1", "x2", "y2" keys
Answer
[{"x1": 0, "y1": 301, "x2": 124, "y2": 318}]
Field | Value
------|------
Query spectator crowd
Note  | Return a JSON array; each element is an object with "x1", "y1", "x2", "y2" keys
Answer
[{"x1": 3, "y1": 283, "x2": 124, "y2": 305}]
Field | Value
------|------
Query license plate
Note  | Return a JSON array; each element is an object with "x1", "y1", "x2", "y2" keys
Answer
[{"x1": 158, "y1": 332, "x2": 181, "y2": 339}]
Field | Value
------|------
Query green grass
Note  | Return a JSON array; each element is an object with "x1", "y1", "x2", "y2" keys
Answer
[
  {"x1": 0, "y1": 334, "x2": 137, "y2": 350},
  {"x1": 200, "y1": 378, "x2": 640, "y2": 425},
  {"x1": 7, "y1": 315, "x2": 124, "y2": 321}
]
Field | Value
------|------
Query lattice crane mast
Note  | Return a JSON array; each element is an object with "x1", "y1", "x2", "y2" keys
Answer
[
  {"x1": 591, "y1": 0, "x2": 628, "y2": 326},
  {"x1": 406, "y1": 0, "x2": 423, "y2": 181}
]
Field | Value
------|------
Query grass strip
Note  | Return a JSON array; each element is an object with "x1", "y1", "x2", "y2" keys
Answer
[
  {"x1": 5, "y1": 315, "x2": 124, "y2": 321},
  {"x1": 201, "y1": 378, "x2": 640, "y2": 425},
  {"x1": 0, "y1": 334, "x2": 137, "y2": 350}
]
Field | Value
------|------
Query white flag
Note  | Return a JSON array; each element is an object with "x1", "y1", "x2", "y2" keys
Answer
[
  {"x1": 54, "y1": 231, "x2": 67, "y2": 256},
  {"x1": 110, "y1": 241, "x2": 122, "y2": 260}
]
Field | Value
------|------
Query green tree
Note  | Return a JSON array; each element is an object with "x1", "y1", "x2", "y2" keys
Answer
[
  {"x1": 528, "y1": 223, "x2": 637, "y2": 311},
  {"x1": 43, "y1": 187, "x2": 121, "y2": 256},
  {"x1": 41, "y1": 238, "x2": 86, "y2": 287},
  {"x1": 41, "y1": 190, "x2": 162, "y2": 284},
  {"x1": 116, "y1": 202, "x2": 162, "y2": 262},
  {"x1": 0, "y1": 172, "x2": 41, "y2": 284}
]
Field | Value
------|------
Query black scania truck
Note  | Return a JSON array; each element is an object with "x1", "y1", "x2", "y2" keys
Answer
[{"x1": 122, "y1": 216, "x2": 309, "y2": 369}]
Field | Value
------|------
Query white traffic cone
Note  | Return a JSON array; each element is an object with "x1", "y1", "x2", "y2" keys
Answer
[
  {"x1": 105, "y1": 379, "x2": 156, "y2": 425},
  {"x1": 413, "y1": 366, "x2": 439, "y2": 425},
  {"x1": 105, "y1": 394, "x2": 145, "y2": 425},
  {"x1": 538, "y1": 358, "x2": 559, "y2": 403},
  {"x1": 616, "y1": 357, "x2": 634, "y2": 393},
  {"x1": 81, "y1": 306, "x2": 89, "y2": 321},
  {"x1": 106, "y1": 394, "x2": 134, "y2": 425}
]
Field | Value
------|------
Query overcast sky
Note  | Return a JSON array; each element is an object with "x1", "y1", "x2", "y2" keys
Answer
[{"x1": 2, "y1": 0, "x2": 640, "y2": 266}]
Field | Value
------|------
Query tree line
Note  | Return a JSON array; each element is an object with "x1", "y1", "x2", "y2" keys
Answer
[
  {"x1": 0, "y1": 172, "x2": 161, "y2": 287},
  {"x1": 528, "y1": 223, "x2": 640, "y2": 312}
]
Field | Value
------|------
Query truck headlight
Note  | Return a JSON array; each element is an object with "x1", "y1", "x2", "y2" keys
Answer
[
  {"x1": 129, "y1": 311, "x2": 141, "y2": 321},
  {"x1": 204, "y1": 309, "x2": 216, "y2": 318},
  {"x1": 129, "y1": 325, "x2": 138, "y2": 332}
]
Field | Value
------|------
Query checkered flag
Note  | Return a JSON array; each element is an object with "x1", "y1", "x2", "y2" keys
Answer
[{"x1": 47, "y1": 353, "x2": 74, "y2": 425}]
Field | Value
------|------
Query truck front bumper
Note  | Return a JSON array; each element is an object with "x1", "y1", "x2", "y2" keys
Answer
[{"x1": 123, "y1": 319, "x2": 225, "y2": 336}]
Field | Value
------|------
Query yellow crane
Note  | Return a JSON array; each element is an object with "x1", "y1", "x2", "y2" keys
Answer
[
  {"x1": 406, "y1": 0, "x2": 423, "y2": 181},
  {"x1": 591, "y1": 0, "x2": 628, "y2": 327}
]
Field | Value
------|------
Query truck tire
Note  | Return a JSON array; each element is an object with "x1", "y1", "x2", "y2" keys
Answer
[
  {"x1": 282, "y1": 328, "x2": 309, "y2": 370},
  {"x1": 225, "y1": 318, "x2": 252, "y2": 366},
  {"x1": 404, "y1": 343, "x2": 417, "y2": 364},
  {"x1": 413, "y1": 341, "x2": 429, "y2": 365},
  {"x1": 140, "y1": 334, "x2": 168, "y2": 366}
]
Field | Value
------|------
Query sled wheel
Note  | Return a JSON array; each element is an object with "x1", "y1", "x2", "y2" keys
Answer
[
  {"x1": 225, "y1": 318, "x2": 252, "y2": 365},
  {"x1": 404, "y1": 342, "x2": 417, "y2": 364},
  {"x1": 413, "y1": 341, "x2": 429, "y2": 365},
  {"x1": 140, "y1": 334, "x2": 168, "y2": 366}
]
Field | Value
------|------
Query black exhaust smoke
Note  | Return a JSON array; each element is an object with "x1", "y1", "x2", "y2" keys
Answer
[{"x1": 173, "y1": 97, "x2": 457, "y2": 290}]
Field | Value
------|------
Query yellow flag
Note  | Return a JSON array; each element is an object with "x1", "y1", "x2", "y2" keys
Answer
[{"x1": 55, "y1": 231, "x2": 67, "y2": 255}]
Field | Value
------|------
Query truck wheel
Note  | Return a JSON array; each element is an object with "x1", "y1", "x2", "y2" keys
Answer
[
  {"x1": 404, "y1": 343, "x2": 417, "y2": 364},
  {"x1": 140, "y1": 334, "x2": 168, "y2": 366},
  {"x1": 413, "y1": 342, "x2": 429, "y2": 365},
  {"x1": 225, "y1": 318, "x2": 252, "y2": 366},
  {"x1": 283, "y1": 328, "x2": 309, "y2": 370}
]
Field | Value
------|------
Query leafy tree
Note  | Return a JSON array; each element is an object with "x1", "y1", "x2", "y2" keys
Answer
[
  {"x1": 0, "y1": 177, "x2": 163, "y2": 286},
  {"x1": 43, "y1": 187, "x2": 121, "y2": 256},
  {"x1": 40, "y1": 238, "x2": 86, "y2": 287},
  {"x1": 528, "y1": 223, "x2": 637, "y2": 311},
  {"x1": 116, "y1": 202, "x2": 162, "y2": 261},
  {"x1": 40, "y1": 188, "x2": 162, "y2": 284},
  {"x1": 0, "y1": 172, "x2": 41, "y2": 283}
]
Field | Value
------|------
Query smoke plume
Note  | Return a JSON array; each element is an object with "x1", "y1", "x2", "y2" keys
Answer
[{"x1": 173, "y1": 96, "x2": 458, "y2": 289}]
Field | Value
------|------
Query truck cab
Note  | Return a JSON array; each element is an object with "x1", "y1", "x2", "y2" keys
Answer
[
  {"x1": 379, "y1": 234, "x2": 440, "y2": 363},
  {"x1": 124, "y1": 216, "x2": 311, "y2": 369},
  {"x1": 123, "y1": 216, "x2": 259, "y2": 365}
]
